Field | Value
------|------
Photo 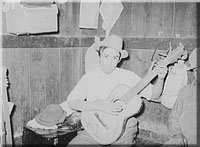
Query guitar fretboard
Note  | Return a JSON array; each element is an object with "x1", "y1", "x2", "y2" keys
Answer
[{"x1": 120, "y1": 71, "x2": 157, "y2": 104}]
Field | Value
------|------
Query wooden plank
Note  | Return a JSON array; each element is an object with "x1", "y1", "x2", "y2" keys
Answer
[
  {"x1": 174, "y1": 3, "x2": 196, "y2": 37},
  {"x1": 2, "y1": 11, "x2": 7, "y2": 34},
  {"x1": 161, "y1": 3, "x2": 174, "y2": 37},
  {"x1": 142, "y1": 3, "x2": 175, "y2": 38},
  {"x1": 59, "y1": 3, "x2": 74, "y2": 36},
  {"x1": 111, "y1": 2, "x2": 134, "y2": 36},
  {"x1": 150, "y1": 3, "x2": 165, "y2": 37},
  {"x1": 29, "y1": 48, "x2": 46, "y2": 119},
  {"x1": 59, "y1": 48, "x2": 74, "y2": 103},
  {"x1": 143, "y1": 3, "x2": 167, "y2": 37},
  {"x1": 131, "y1": 3, "x2": 145, "y2": 37},
  {"x1": 72, "y1": 1, "x2": 82, "y2": 36},
  {"x1": 174, "y1": 3, "x2": 188, "y2": 37},
  {"x1": 29, "y1": 48, "x2": 59, "y2": 119},
  {"x1": 44, "y1": 49, "x2": 60, "y2": 105},
  {"x1": 59, "y1": 0, "x2": 81, "y2": 36},
  {"x1": 2, "y1": 48, "x2": 29, "y2": 135},
  {"x1": 81, "y1": 29, "x2": 97, "y2": 37},
  {"x1": 143, "y1": 2, "x2": 153, "y2": 37},
  {"x1": 59, "y1": 48, "x2": 86, "y2": 103}
]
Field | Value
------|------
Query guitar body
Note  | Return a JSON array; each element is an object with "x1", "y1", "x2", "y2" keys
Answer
[
  {"x1": 81, "y1": 84, "x2": 138, "y2": 145},
  {"x1": 81, "y1": 110, "x2": 126, "y2": 145}
]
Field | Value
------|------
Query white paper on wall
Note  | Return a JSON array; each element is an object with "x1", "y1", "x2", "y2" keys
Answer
[
  {"x1": 100, "y1": 0, "x2": 124, "y2": 36},
  {"x1": 79, "y1": 0, "x2": 101, "y2": 29}
]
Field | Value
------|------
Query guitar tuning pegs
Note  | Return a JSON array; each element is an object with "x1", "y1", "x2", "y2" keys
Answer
[
  {"x1": 95, "y1": 36, "x2": 100, "y2": 43},
  {"x1": 169, "y1": 41, "x2": 172, "y2": 49},
  {"x1": 181, "y1": 50, "x2": 188, "y2": 60},
  {"x1": 166, "y1": 41, "x2": 172, "y2": 55},
  {"x1": 158, "y1": 53, "x2": 167, "y2": 60},
  {"x1": 178, "y1": 42, "x2": 184, "y2": 48},
  {"x1": 178, "y1": 42, "x2": 182, "y2": 46}
]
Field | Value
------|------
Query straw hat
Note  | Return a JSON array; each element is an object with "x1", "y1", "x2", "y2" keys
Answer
[{"x1": 35, "y1": 104, "x2": 67, "y2": 127}]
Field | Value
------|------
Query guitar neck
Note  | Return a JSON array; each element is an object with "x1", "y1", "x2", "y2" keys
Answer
[{"x1": 121, "y1": 71, "x2": 158, "y2": 104}]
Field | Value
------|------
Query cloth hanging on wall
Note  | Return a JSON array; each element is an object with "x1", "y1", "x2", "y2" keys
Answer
[
  {"x1": 100, "y1": 0, "x2": 124, "y2": 36},
  {"x1": 161, "y1": 61, "x2": 188, "y2": 109},
  {"x1": 79, "y1": 0, "x2": 101, "y2": 29}
]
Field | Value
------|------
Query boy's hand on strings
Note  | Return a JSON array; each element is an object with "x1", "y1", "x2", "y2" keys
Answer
[{"x1": 95, "y1": 99, "x2": 124, "y2": 115}]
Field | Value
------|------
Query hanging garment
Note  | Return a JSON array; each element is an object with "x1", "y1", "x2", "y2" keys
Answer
[
  {"x1": 100, "y1": 0, "x2": 124, "y2": 36},
  {"x1": 79, "y1": 0, "x2": 101, "y2": 29},
  {"x1": 161, "y1": 61, "x2": 188, "y2": 109}
]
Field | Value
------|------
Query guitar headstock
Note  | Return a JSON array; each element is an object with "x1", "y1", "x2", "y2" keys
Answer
[{"x1": 160, "y1": 43, "x2": 187, "y2": 66}]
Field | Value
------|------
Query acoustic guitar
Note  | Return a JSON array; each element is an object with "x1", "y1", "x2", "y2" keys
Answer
[{"x1": 81, "y1": 44, "x2": 186, "y2": 145}]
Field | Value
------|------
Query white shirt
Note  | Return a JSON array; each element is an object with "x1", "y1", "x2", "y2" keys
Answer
[{"x1": 60, "y1": 67, "x2": 152, "y2": 116}]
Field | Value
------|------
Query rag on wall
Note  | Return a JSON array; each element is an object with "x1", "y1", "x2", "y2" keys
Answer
[
  {"x1": 161, "y1": 61, "x2": 188, "y2": 109},
  {"x1": 100, "y1": 0, "x2": 124, "y2": 36},
  {"x1": 79, "y1": 0, "x2": 101, "y2": 29}
]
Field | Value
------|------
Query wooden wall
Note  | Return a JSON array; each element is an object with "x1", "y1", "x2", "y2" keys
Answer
[
  {"x1": 2, "y1": 1, "x2": 198, "y2": 137},
  {"x1": 3, "y1": 48, "x2": 87, "y2": 134},
  {"x1": 2, "y1": 1, "x2": 197, "y2": 37}
]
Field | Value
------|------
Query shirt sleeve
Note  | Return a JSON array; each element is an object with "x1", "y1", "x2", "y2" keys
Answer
[{"x1": 60, "y1": 74, "x2": 87, "y2": 116}]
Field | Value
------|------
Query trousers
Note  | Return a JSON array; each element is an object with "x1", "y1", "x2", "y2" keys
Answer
[{"x1": 68, "y1": 117, "x2": 138, "y2": 146}]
